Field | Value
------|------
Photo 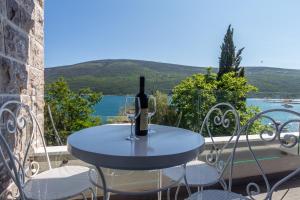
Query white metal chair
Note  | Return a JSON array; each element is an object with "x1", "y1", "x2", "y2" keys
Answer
[
  {"x1": 187, "y1": 108, "x2": 300, "y2": 200},
  {"x1": 163, "y1": 103, "x2": 241, "y2": 199},
  {"x1": 0, "y1": 101, "x2": 96, "y2": 200}
]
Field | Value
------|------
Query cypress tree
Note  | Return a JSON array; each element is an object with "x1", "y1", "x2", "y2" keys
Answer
[{"x1": 218, "y1": 25, "x2": 245, "y2": 79}]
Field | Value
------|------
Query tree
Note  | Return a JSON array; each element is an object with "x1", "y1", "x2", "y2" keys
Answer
[
  {"x1": 204, "y1": 67, "x2": 217, "y2": 83},
  {"x1": 218, "y1": 25, "x2": 245, "y2": 79},
  {"x1": 216, "y1": 72, "x2": 257, "y2": 111},
  {"x1": 151, "y1": 90, "x2": 178, "y2": 126},
  {"x1": 172, "y1": 72, "x2": 217, "y2": 131},
  {"x1": 172, "y1": 70, "x2": 260, "y2": 135},
  {"x1": 44, "y1": 78, "x2": 102, "y2": 145}
]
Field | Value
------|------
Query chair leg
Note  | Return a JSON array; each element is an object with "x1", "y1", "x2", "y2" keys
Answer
[
  {"x1": 184, "y1": 175, "x2": 191, "y2": 197},
  {"x1": 167, "y1": 188, "x2": 171, "y2": 200},
  {"x1": 81, "y1": 192, "x2": 87, "y2": 200},
  {"x1": 219, "y1": 179, "x2": 227, "y2": 191},
  {"x1": 175, "y1": 184, "x2": 180, "y2": 200},
  {"x1": 157, "y1": 169, "x2": 162, "y2": 200},
  {"x1": 197, "y1": 186, "x2": 203, "y2": 193},
  {"x1": 107, "y1": 192, "x2": 111, "y2": 200},
  {"x1": 280, "y1": 189, "x2": 290, "y2": 200},
  {"x1": 89, "y1": 187, "x2": 96, "y2": 200},
  {"x1": 96, "y1": 166, "x2": 109, "y2": 200}
]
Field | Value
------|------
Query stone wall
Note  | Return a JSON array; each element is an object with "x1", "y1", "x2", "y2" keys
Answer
[{"x1": 0, "y1": 0, "x2": 44, "y2": 197}]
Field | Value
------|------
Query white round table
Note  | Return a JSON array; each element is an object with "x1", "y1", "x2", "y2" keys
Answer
[{"x1": 67, "y1": 124, "x2": 205, "y2": 199}]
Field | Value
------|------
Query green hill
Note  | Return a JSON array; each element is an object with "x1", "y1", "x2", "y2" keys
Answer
[{"x1": 45, "y1": 59, "x2": 300, "y2": 97}]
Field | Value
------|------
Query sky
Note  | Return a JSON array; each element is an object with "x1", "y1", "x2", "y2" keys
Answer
[{"x1": 45, "y1": 0, "x2": 300, "y2": 69}]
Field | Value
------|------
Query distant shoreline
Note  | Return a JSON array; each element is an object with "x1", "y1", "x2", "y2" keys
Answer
[
  {"x1": 45, "y1": 59, "x2": 300, "y2": 97},
  {"x1": 94, "y1": 96, "x2": 300, "y2": 125}
]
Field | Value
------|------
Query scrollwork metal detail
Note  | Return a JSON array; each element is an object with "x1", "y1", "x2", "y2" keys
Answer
[
  {"x1": 17, "y1": 115, "x2": 27, "y2": 130},
  {"x1": 24, "y1": 161, "x2": 40, "y2": 178},
  {"x1": 216, "y1": 159, "x2": 225, "y2": 172},
  {"x1": 213, "y1": 109, "x2": 234, "y2": 129},
  {"x1": 280, "y1": 133, "x2": 298, "y2": 148},
  {"x1": 258, "y1": 115, "x2": 278, "y2": 142},
  {"x1": 0, "y1": 101, "x2": 36, "y2": 199},
  {"x1": 246, "y1": 182, "x2": 261, "y2": 199},
  {"x1": 205, "y1": 147, "x2": 220, "y2": 166},
  {"x1": 2, "y1": 105, "x2": 30, "y2": 136},
  {"x1": 259, "y1": 129, "x2": 277, "y2": 142},
  {"x1": 201, "y1": 103, "x2": 240, "y2": 168},
  {"x1": 278, "y1": 119, "x2": 300, "y2": 148}
]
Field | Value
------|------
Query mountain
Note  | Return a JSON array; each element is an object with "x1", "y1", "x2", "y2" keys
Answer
[{"x1": 45, "y1": 59, "x2": 300, "y2": 97}]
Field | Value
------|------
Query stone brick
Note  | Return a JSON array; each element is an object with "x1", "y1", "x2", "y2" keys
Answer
[
  {"x1": 6, "y1": 0, "x2": 21, "y2": 27},
  {"x1": 31, "y1": 6, "x2": 43, "y2": 44},
  {"x1": 29, "y1": 38, "x2": 43, "y2": 69},
  {"x1": 4, "y1": 24, "x2": 29, "y2": 62},
  {"x1": 0, "y1": 18, "x2": 4, "y2": 53},
  {"x1": 11, "y1": 62, "x2": 28, "y2": 94},
  {"x1": 6, "y1": 0, "x2": 34, "y2": 33},
  {"x1": 0, "y1": 56, "x2": 28, "y2": 94},
  {"x1": 20, "y1": 6, "x2": 34, "y2": 33},
  {"x1": 0, "y1": 0, "x2": 6, "y2": 16},
  {"x1": 31, "y1": 95, "x2": 44, "y2": 119},
  {"x1": 0, "y1": 160, "x2": 12, "y2": 195},
  {"x1": 18, "y1": 0, "x2": 35, "y2": 14},
  {"x1": 28, "y1": 66, "x2": 44, "y2": 96},
  {"x1": 36, "y1": 0, "x2": 44, "y2": 8},
  {"x1": 0, "y1": 58, "x2": 10, "y2": 90}
]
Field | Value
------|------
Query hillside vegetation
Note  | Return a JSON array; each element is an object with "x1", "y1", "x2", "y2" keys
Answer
[{"x1": 45, "y1": 59, "x2": 300, "y2": 97}]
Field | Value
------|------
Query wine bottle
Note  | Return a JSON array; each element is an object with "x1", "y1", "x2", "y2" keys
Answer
[{"x1": 135, "y1": 76, "x2": 148, "y2": 136}]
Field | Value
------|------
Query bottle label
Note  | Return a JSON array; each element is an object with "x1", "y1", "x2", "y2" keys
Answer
[{"x1": 140, "y1": 108, "x2": 148, "y2": 131}]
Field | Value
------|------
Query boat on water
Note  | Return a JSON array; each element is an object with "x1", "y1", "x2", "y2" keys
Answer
[
  {"x1": 282, "y1": 103, "x2": 293, "y2": 108},
  {"x1": 265, "y1": 98, "x2": 300, "y2": 104},
  {"x1": 268, "y1": 121, "x2": 290, "y2": 132}
]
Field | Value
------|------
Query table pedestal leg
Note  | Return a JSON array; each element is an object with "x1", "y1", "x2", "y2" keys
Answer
[
  {"x1": 157, "y1": 169, "x2": 162, "y2": 200},
  {"x1": 96, "y1": 166, "x2": 109, "y2": 200}
]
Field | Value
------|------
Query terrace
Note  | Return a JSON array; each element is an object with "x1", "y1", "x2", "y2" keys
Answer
[
  {"x1": 31, "y1": 133, "x2": 300, "y2": 200},
  {"x1": 1, "y1": 0, "x2": 300, "y2": 200}
]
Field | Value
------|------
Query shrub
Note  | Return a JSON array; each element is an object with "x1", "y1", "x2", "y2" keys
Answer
[{"x1": 44, "y1": 78, "x2": 102, "y2": 145}]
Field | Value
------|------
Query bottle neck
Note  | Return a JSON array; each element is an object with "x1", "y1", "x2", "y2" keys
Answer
[
  {"x1": 139, "y1": 77, "x2": 145, "y2": 93},
  {"x1": 140, "y1": 86, "x2": 145, "y2": 93}
]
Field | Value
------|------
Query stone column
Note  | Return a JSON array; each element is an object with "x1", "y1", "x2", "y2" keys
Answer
[{"x1": 0, "y1": 0, "x2": 44, "y2": 197}]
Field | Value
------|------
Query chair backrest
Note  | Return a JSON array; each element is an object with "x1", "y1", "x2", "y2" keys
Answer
[
  {"x1": 0, "y1": 101, "x2": 51, "y2": 199},
  {"x1": 234, "y1": 108, "x2": 300, "y2": 200},
  {"x1": 200, "y1": 103, "x2": 241, "y2": 191}
]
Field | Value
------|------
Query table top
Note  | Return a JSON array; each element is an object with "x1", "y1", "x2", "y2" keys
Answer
[{"x1": 67, "y1": 124, "x2": 205, "y2": 170}]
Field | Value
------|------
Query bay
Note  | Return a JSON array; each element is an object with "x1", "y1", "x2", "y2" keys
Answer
[{"x1": 94, "y1": 96, "x2": 300, "y2": 131}]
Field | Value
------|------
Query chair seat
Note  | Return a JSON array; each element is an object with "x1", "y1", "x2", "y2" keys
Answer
[
  {"x1": 163, "y1": 160, "x2": 219, "y2": 186},
  {"x1": 24, "y1": 165, "x2": 94, "y2": 200},
  {"x1": 186, "y1": 189, "x2": 248, "y2": 200}
]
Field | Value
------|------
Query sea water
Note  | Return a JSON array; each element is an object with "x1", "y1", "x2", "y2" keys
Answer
[{"x1": 94, "y1": 96, "x2": 300, "y2": 130}]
